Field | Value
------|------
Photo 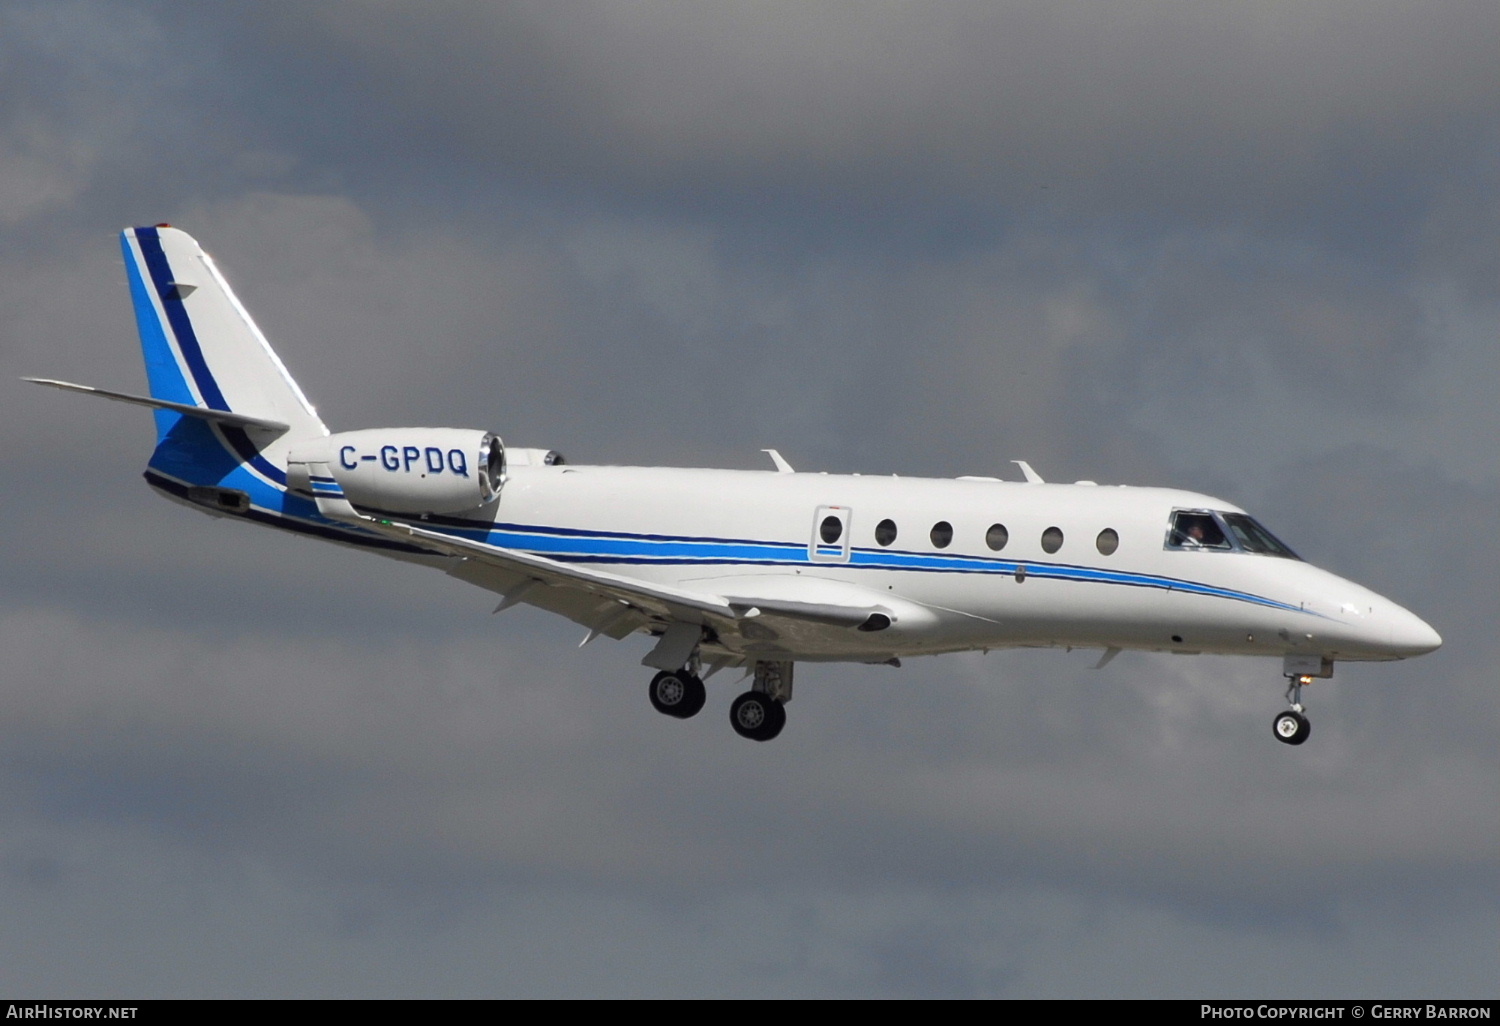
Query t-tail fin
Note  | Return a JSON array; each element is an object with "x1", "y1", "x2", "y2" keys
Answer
[
  {"x1": 120, "y1": 225, "x2": 327, "y2": 444},
  {"x1": 111, "y1": 225, "x2": 329, "y2": 502}
]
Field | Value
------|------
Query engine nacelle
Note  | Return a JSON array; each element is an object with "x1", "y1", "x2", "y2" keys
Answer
[{"x1": 288, "y1": 428, "x2": 505, "y2": 515}]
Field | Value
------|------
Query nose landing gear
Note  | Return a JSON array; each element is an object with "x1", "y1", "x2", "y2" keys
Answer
[
  {"x1": 1273, "y1": 674, "x2": 1313, "y2": 746},
  {"x1": 1273, "y1": 708, "x2": 1310, "y2": 745},
  {"x1": 1273, "y1": 655, "x2": 1332, "y2": 747}
]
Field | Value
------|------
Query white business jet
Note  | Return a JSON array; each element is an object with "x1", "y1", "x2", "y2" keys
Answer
[{"x1": 27, "y1": 226, "x2": 1442, "y2": 745}]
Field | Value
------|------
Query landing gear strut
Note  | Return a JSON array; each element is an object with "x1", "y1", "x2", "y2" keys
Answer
[
  {"x1": 730, "y1": 660, "x2": 793, "y2": 742},
  {"x1": 1273, "y1": 654, "x2": 1332, "y2": 746},
  {"x1": 1273, "y1": 674, "x2": 1312, "y2": 746}
]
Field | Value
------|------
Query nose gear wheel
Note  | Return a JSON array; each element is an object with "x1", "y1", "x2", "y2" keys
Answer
[
  {"x1": 1273, "y1": 709, "x2": 1310, "y2": 745},
  {"x1": 1273, "y1": 674, "x2": 1313, "y2": 746}
]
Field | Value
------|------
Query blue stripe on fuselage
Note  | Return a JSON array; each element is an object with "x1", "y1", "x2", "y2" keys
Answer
[
  {"x1": 158, "y1": 459, "x2": 1309, "y2": 616},
  {"x1": 398, "y1": 519, "x2": 1312, "y2": 616},
  {"x1": 143, "y1": 468, "x2": 429, "y2": 556}
]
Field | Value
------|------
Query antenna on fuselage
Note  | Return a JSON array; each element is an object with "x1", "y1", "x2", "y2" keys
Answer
[
  {"x1": 1012, "y1": 460, "x2": 1044, "y2": 483},
  {"x1": 762, "y1": 449, "x2": 795, "y2": 473}
]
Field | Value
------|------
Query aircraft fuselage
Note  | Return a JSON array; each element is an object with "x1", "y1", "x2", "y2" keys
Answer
[{"x1": 380, "y1": 463, "x2": 1439, "y2": 667}]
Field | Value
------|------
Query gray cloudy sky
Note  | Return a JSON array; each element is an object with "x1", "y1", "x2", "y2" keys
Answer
[{"x1": 2, "y1": 0, "x2": 1496, "y2": 998}]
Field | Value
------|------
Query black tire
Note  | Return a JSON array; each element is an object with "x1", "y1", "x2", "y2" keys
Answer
[
  {"x1": 760, "y1": 698, "x2": 786, "y2": 741},
  {"x1": 679, "y1": 674, "x2": 707, "y2": 719},
  {"x1": 730, "y1": 691, "x2": 785, "y2": 742},
  {"x1": 1272, "y1": 710, "x2": 1310, "y2": 746},
  {"x1": 649, "y1": 670, "x2": 705, "y2": 719}
]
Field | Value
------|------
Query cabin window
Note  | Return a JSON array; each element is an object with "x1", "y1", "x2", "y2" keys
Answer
[
  {"x1": 819, "y1": 515, "x2": 843, "y2": 545},
  {"x1": 875, "y1": 519, "x2": 898, "y2": 546},
  {"x1": 1166, "y1": 510, "x2": 1231, "y2": 551},
  {"x1": 1041, "y1": 526, "x2": 1064, "y2": 553},
  {"x1": 985, "y1": 523, "x2": 1009, "y2": 551},
  {"x1": 1096, "y1": 528, "x2": 1119, "y2": 556},
  {"x1": 930, "y1": 521, "x2": 953, "y2": 549}
]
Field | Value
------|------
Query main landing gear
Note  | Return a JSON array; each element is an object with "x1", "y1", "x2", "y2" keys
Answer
[
  {"x1": 729, "y1": 690, "x2": 786, "y2": 742},
  {"x1": 647, "y1": 669, "x2": 706, "y2": 719},
  {"x1": 645, "y1": 658, "x2": 793, "y2": 742},
  {"x1": 728, "y1": 660, "x2": 793, "y2": 742},
  {"x1": 1273, "y1": 674, "x2": 1313, "y2": 746}
]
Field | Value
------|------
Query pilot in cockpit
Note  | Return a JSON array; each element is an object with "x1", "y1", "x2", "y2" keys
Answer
[{"x1": 1168, "y1": 511, "x2": 1230, "y2": 551}]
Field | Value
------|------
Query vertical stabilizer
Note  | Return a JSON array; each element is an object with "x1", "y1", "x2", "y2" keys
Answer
[
  {"x1": 121, "y1": 225, "x2": 328, "y2": 445},
  {"x1": 120, "y1": 225, "x2": 328, "y2": 495}
]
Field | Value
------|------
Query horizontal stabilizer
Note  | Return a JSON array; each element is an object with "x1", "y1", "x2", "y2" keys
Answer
[{"x1": 23, "y1": 377, "x2": 290, "y2": 433}]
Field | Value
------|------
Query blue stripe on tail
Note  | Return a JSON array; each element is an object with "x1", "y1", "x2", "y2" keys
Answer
[
  {"x1": 121, "y1": 231, "x2": 192, "y2": 442},
  {"x1": 133, "y1": 227, "x2": 233, "y2": 413},
  {"x1": 124, "y1": 227, "x2": 289, "y2": 487}
]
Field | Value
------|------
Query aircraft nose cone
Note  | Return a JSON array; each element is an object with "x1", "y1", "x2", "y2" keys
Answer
[{"x1": 1387, "y1": 605, "x2": 1442, "y2": 657}]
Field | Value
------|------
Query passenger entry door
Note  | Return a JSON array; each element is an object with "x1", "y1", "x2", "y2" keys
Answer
[{"x1": 809, "y1": 505, "x2": 852, "y2": 563}]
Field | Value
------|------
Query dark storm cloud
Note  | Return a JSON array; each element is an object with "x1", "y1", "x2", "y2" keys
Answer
[
  {"x1": 1, "y1": 0, "x2": 1495, "y2": 997},
  {"x1": 208, "y1": 2, "x2": 1499, "y2": 235}
]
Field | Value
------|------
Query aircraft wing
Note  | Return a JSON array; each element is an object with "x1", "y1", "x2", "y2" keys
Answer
[
  {"x1": 302, "y1": 465, "x2": 739, "y2": 628},
  {"x1": 301, "y1": 462, "x2": 906, "y2": 648}
]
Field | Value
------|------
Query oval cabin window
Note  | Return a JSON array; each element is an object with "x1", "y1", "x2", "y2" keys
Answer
[
  {"x1": 1041, "y1": 526, "x2": 1064, "y2": 554},
  {"x1": 1096, "y1": 528, "x2": 1119, "y2": 556},
  {"x1": 820, "y1": 515, "x2": 843, "y2": 545},
  {"x1": 986, "y1": 523, "x2": 1009, "y2": 551},
  {"x1": 930, "y1": 521, "x2": 953, "y2": 549},
  {"x1": 875, "y1": 519, "x2": 898, "y2": 547}
]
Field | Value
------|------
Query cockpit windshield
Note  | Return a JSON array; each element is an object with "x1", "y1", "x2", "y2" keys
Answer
[
  {"x1": 1221, "y1": 513, "x2": 1300, "y2": 559},
  {"x1": 1165, "y1": 509, "x2": 1300, "y2": 559}
]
